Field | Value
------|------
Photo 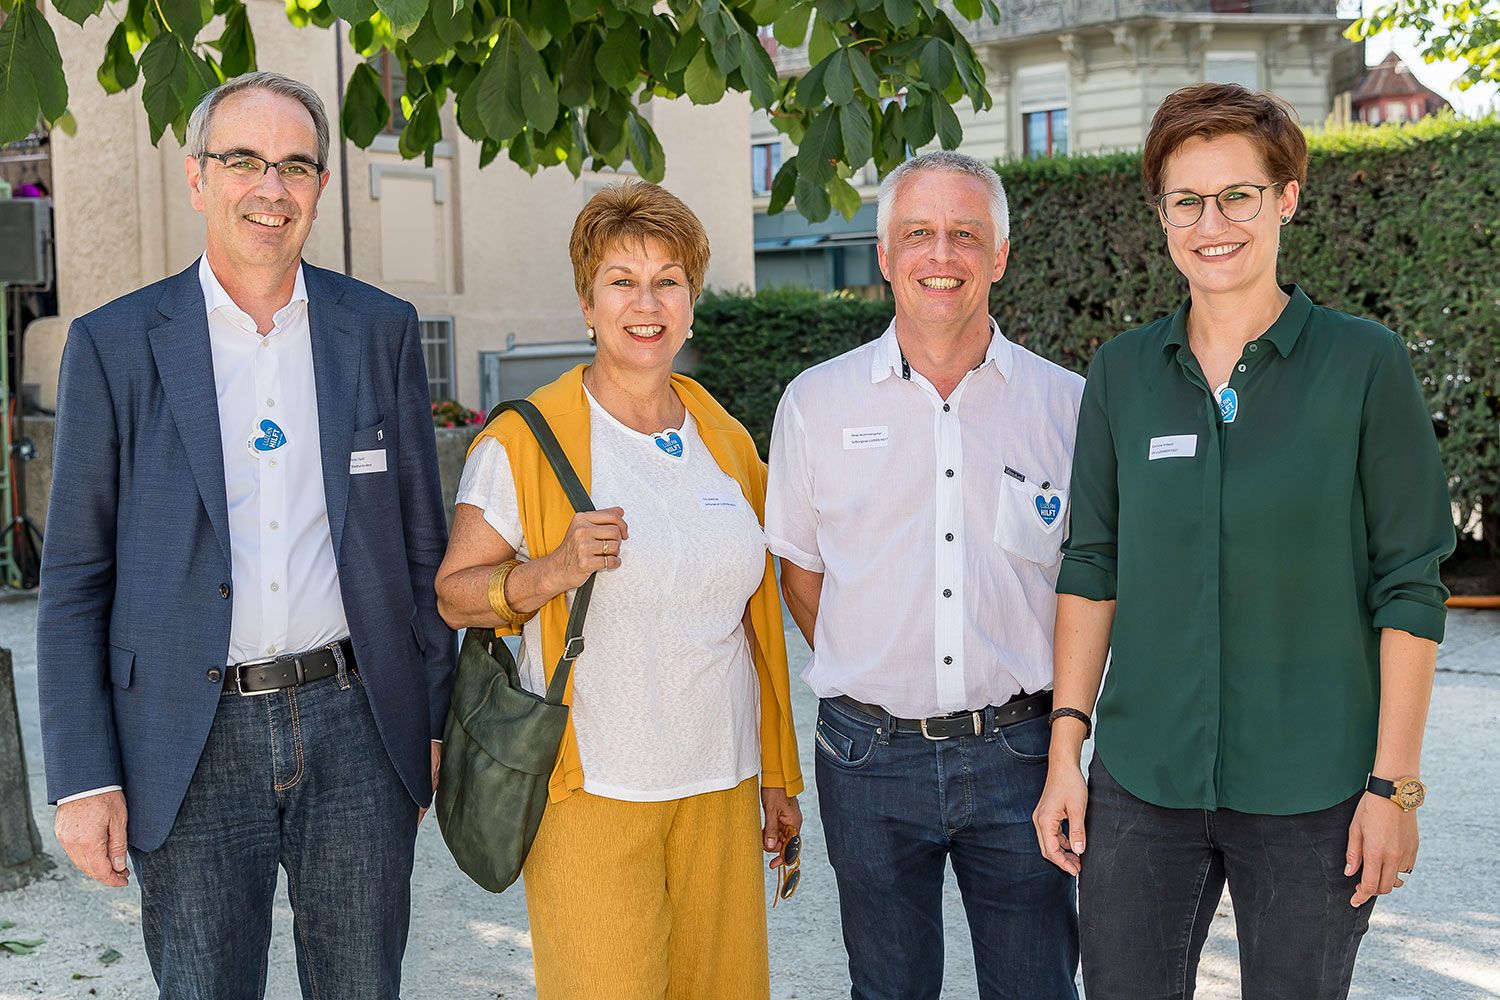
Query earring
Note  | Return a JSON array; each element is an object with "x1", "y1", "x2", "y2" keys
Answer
[
  {"x1": 686, "y1": 328, "x2": 694, "y2": 340},
  {"x1": 1280, "y1": 215, "x2": 1290, "y2": 224},
  {"x1": 586, "y1": 326, "x2": 595, "y2": 341}
]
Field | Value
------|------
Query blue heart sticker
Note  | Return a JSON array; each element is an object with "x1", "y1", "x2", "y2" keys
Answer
[
  {"x1": 1035, "y1": 494, "x2": 1061, "y2": 527},
  {"x1": 1218, "y1": 387, "x2": 1238, "y2": 424},
  {"x1": 250, "y1": 419, "x2": 288, "y2": 453},
  {"x1": 654, "y1": 431, "x2": 684, "y2": 458}
]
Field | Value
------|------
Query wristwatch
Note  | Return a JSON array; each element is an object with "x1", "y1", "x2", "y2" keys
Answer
[{"x1": 1366, "y1": 774, "x2": 1426, "y2": 811}]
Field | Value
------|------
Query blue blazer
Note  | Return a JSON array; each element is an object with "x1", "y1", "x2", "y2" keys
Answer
[{"x1": 36, "y1": 260, "x2": 455, "y2": 851}]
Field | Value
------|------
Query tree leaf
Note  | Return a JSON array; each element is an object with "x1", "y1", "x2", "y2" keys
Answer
[
  {"x1": 217, "y1": 2, "x2": 256, "y2": 78},
  {"x1": 773, "y1": 2, "x2": 811, "y2": 48},
  {"x1": 883, "y1": 0, "x2": 915, "y2": 29},
  {"x1": 736, "y1": 24, "x2": 778, "y2": 108},
  {"x1": 469, "y1": 18, "x2": 539, "y2": 141},
  {"x1": 794, "y1": 172, "x2": 831, "y2": 222},
  {"x1": 97, "y1": 22, "x2": 141, "y2": 93},
  {"x1": 595, "y1": 20, "x2": 643, "y2": 91},
  {"x1": 626, "y1": 111, "x2": 664, "y2": 181},
  {"x1": 559, "y1": 29, "x2": 598, "y2": 107},
  {"x1": 903, "y1": 90, "x2": 936, "y2": 149},
  {"x1": 427, "y1": 0, "x2": 465, "y2": 46},
  {"x1": 683, "y1": 46, "x2": 727, "y2": 105},
  {"x1": 53, "y1": 0, "x2": 107, "y2": 28},
  {"x1": 807, "y1": 14, "x2": 838, "y2": 65},
  {"x1": 824, "y1": 48, "x2": 855, "y2": 105},
  {"x1": 932, "y1": 91, "x2": 961, "y2": 148},
  {"x1": 373, "y1": 0, "x2": 427, "y2": 37},
  {"x1": 767, "y1": 155, "x2": 797, "y2": 214},
  {"x1": 828, "y1": 173, "x2": 861, "y2": 219},
  {"x1": 397, "y1": 90, "x2": 441, "y2": 160},
  {"x1": 341, "y1": 60, "x2": 388, "y2": 147},
  {"x1": 795, "y1": 104, "x2": 840, "y2": 185},
  {"x1": 326, "y1": 0, "x2": 376, "y2": 24},
  {"x1": 838, "y1": 99, "x2": 871, "y2": 167},
  {"x1": 97, "y1": 948, "x2": 123, "y2": 965},
  {"x1": 0, "y1": 5, "x2": 53, "y2": 144},
  {"x1": 28, "y1": 2, "x2": 69, "y2": 122},
  {"x1": 847, "y1": 43, "x2": 879, "y2": 99}
]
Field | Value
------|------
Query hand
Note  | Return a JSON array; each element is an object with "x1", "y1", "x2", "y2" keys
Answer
[
  {"x1": 1033, "y1": 760, "x2": 1088, "y2": 876},
  {"x1": 760, "y1": 786, "x2": 802, "y2": 868},
  {"x1": 1346, "y1": 792, "x2": 1418, "y2": 907},
  {"x1": 55, "y1": 790, "x2": 130, "y2": 887},
  {"x1": 541, "y1": 508, "x2": 629, "y2": 591},
  {"x1": 418, "y1": 740, "x2": 442, "y2": 826}
]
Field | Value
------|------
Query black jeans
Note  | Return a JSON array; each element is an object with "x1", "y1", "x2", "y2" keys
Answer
[{"x1": 1078, "y1": 756, "x2": 1374, "y2": 1000}]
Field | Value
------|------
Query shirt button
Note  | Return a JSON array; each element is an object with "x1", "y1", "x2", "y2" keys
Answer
[
  {"x1": 945, "y1": 532, "x2": 954, "y2": 542},
  {"x1": 945, "y1": 469, "x2": 954, "y2": 478},
  {"x1": 269, "y1": 459, "x2": 278, "y2": 469},
  {"x1": 219, "y1": 583, "x2": 231, "y2": 599},
  {"x1": 942, "y1": 588, "x2": 952, "y2": 598},
  {"x1": 270, "y1": 582, "x2": 280, "y2": 593},
  {"x1": 269, "y1": 521, "x2": 279, "y2": 531},
  {"x1": 266, "y1": 645, "x2": 277, "y2": 655},
  {"x1": 260, "y1": 340, "x2": 269, "y2": 349},
  {"x1": 943, "y1": 656, "x2": 953, "y2": 665},
  {"x1": 942, "y1": 403, "x2": 950, "y2": 412},
  {"x1": 266, "y1": 398, "x2": 275, "y2": 408},
  {"x1": 1248, "y1": 343, "x2": 1259, "y2": 352},
  {"x1": 207, "y1": 668, "x2": 222, "y2": 683},
  {"x1": 1237, "y1": 363, "x2": 1247, "y2": 372}
]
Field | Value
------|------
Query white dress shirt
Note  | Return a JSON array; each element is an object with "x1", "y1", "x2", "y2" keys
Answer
[
  {"x1": 455, "y1": 388, "x2": 764, "y2": 801},
  {"x1": 59, "y1": 257, "x2": 349, "y2": 805},
  {"x1": 766, "y1": 318, "x2": 1084, "y2": 719}
]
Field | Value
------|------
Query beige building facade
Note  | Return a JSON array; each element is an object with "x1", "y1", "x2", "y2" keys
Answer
[{"x1": 25, "y1": 0, "x2": 755, "y2": 413}]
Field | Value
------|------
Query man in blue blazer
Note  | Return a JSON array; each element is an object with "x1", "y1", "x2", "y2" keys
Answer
[{"x1": 36, "y1": 71, "x2": 453, "y2": 999}]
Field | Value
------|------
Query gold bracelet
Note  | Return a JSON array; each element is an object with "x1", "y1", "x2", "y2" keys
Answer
[{"x1": 486, "y1": 559, "x2": 532, "y2": 627}]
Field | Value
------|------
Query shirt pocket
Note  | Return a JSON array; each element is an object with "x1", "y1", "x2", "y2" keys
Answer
[{"x1": 993, "y1": 475, "x2": 1068, "y2": 565}]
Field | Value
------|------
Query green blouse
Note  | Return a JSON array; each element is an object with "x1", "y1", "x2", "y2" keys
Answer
[{"x1": 1057, "y1": 285, "x2": 1454, "y2": 815}]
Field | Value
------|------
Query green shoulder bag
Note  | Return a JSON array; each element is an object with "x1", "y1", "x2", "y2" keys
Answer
[{"x1": 435, "y1": 398, "x2": 596, "y2": 893}]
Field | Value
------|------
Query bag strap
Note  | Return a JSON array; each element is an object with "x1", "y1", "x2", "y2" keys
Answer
[{"x1": 486, "y1": 398, "x2": 596, "y2": 707}]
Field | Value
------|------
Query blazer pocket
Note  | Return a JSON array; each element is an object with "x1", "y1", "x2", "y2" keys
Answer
[
  {"x1": 351, "y1": 419, "x2": 387, "y2": 452},
  {"x1": 409, "y1": 606, "x2": 429, "y2": 654},
  {"x1": 108, "y1": 644, "x2": 135, "y2": 689}
]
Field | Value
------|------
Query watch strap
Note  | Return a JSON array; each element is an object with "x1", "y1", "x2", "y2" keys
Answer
[{"x1": 1365, "y1": 774, "x2": 1398, "y2": 799}]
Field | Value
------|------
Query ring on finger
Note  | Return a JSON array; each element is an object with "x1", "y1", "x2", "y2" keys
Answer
[{"x1": 600, "y1": 540, "x2": 611, "y2": 557}]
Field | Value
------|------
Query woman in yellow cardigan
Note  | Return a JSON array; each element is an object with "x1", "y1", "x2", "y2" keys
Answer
[{"x1": 434, "y1": 180, "x2": 803, "y2": 1000}]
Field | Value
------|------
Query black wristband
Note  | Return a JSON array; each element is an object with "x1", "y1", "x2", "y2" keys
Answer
[{"x1": 1048, "y1": 707, "x2": 1092, "y2": 739}]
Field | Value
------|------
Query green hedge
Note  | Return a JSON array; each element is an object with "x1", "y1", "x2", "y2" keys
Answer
[{"x1": 692, "y1": 116, "x2": 1500, "y2": 547}]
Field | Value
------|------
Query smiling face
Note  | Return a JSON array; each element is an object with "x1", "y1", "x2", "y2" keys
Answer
[
  {"x1": 186, "y1": 88, "x2": 329, "y2": 275},
  {"x1": 581, "y1": 237, "x2": 695, "y2": 378},
  {"x1": 1157, "y1": 133, "x2": 1298, "y2": 298},
  {"x1": 878, "y1": 169, "x2": 1007, "y2": 338}
]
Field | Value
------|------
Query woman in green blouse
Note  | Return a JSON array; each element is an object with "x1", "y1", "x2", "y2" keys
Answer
[{"x1": 1032, "y1": 83, "x2": 1455, "y2": 999}]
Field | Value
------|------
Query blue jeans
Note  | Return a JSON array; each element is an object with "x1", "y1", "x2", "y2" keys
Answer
[
  {"x1": 129, "y1": 669, "x2": 419, "y2": 1000},
  {"x1": 815, "y1": 698, "x2": 1080, "y2": 1000}
]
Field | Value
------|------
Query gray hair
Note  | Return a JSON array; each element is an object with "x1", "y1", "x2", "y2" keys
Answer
[
  {"x1": 875, "y1": 150, "x2": 1010, "y2": 247},
  {"x1": 185, "y1": 72, "x2": 331, "y2": 168}
]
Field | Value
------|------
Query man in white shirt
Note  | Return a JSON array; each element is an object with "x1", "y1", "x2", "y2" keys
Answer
[
  {"x1": 767, "y1": 151, "x2": 1083, "y2": 999},
  {"x1": 36, "y1": 73, "x2": 451, "y2": 999}
]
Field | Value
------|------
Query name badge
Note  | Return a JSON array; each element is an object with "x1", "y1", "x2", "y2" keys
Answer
[
  {"x1": 843, "y1": 425, "x2": 890, "y2": 450},
  {"x1": 350, "y1": 449, "x2": 388, "y2": 475},
  {"x1": 699, "y1": 492, "x2": 740, "y2": 510},
  {"x1": 1148, "y1": 435, "x2": 1197, "y2": 461}
]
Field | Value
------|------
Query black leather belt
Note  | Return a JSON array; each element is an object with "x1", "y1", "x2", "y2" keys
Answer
[
  {"x1": 222, "y1": 638, "x2": 356, "y2": 696},
  {"x1": 832, "y1": 689, "x2": 1053, "y2": 740}
]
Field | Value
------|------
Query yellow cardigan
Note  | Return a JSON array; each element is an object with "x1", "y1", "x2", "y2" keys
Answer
[{"x1": 469, "y1": 365, "x2": 804, "y2": 802}]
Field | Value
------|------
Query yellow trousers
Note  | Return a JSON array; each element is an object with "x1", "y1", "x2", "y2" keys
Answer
[{"x1": 522, "y1": 776, "x2": 769, "y2": 1000}]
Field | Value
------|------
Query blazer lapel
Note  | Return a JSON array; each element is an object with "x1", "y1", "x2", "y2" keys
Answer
[
  {"x1": 305, "y1": 266, "x2": 360, "y2": 556},
  {"x1": 148, "y1": 263, "x2": 232, "y2": 567}
]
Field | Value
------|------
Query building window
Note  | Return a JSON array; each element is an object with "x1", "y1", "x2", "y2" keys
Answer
[
  {"x1": 420, "y1": 317, "x2": 455, "y2": 401},
  {"x1": 1018, "y1": 64, "x2": 1069, "y2": 159},
  {"x1": 1205, "y1": 51, "x2": 1260, "y2": 90},
  {"x1": 1366, "y1": 105, "x2": 1381, "y2": 124},
  {"x1": 376, "y1": 52, "x2": 408, "y2": 135},
  {"x1": 751, "y1": 142, "x2": 782, "y2": 196}
]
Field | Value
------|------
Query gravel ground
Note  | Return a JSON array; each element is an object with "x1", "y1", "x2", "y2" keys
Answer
[{"x1": 1, "y1": 593, "x2": 1496, "y2": 999}]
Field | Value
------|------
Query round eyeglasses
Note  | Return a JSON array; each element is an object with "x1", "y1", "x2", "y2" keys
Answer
[
  {"x1": 1154, "y1": 183, "x2": 1284, "y2": 228},
  {"x1": 203, "y1": 152, "x2": 325, "y2": 186}
]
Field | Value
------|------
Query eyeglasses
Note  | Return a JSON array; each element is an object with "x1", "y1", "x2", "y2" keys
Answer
[
  {"x1": 203, "y1": 152, "x2": 325, "y2": 186},
  {"x1": 1154, "y1": 183, "x2": 1284, "y2": 228},
  {"x1": 773, "y1": 829, "x2": 801, "y2": 907}
]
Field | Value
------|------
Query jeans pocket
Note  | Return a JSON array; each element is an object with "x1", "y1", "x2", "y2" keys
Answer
[
  {"x1": 815, "y1": 707, "x2": 877, "y2": 769},
  {"x1": 996, "y1": 713, "x2": 1050, "y2": 764}
]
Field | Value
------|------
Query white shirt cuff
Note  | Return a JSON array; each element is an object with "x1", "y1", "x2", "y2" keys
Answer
[
  {"x1": 57, "y1": 785, "x2": 122, "y2": 805},
  {"x1": 768, "y1": 537, "x2": 825, "y2": 573}
]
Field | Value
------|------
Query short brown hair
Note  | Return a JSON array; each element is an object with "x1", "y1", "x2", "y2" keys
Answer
[
  {"x1": 569, "y1": 181, "x2": 710, "y2": 303},
  {"x1": 1142, "y1": 83, "x2": 1308, "y2": 196}
]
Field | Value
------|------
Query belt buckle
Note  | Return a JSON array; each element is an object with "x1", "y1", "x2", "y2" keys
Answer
[
  {"x1": 918, "y1": 718, "x2": 949, "y2": 741},
  {"x1": 233, "y1": 653, "x2": 303, "y2": 696},
  {"x1": 919, "y1": 711, "x2": 983, "y2": 741}
]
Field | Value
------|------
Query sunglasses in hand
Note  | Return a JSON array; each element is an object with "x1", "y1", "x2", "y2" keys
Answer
[{"x1": 772, "y1": 827, "x2": 801, "y2": 907}]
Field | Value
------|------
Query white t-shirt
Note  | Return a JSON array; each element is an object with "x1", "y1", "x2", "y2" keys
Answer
[{"x1": 455, "y1": 389, "x2": 765, "y2": 801}]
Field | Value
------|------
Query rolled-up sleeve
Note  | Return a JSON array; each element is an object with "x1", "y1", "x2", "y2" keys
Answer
[
  {"x1": 765, "y1": 386, "x2": 825, "y2": 572},
  {"x1": 1359, "y1": 331, "x2": 1455, "y2": 642},
  {"x1": 1056, "y1": 350, "x2": 1119, "y2": 601}
]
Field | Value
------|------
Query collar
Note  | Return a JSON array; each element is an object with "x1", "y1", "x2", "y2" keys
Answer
[
  {"x1": 1164, "y1": 283, "x2": 1313, "y2": 359},
  {"x1": 197, "y1": 254, "x2": 308, "y2": 332},
  {"x1": 869, "y1": 316, "x2": 1016, "y2": 384}
]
